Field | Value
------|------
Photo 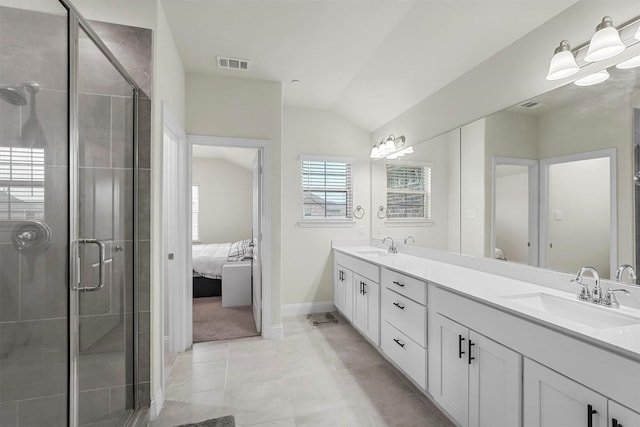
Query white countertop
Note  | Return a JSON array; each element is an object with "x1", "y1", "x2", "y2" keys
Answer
[{"x1": 334, "y1": 245, "x2": 640, "y2": 361}]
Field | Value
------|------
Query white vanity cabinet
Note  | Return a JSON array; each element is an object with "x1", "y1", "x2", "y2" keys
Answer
[
  {"x1": 524, "y1": 358, "x2": 607, "y2": 427},
  {"x1": 430, "y1": 313, "x2": 521, "y2": 427},
  {"x1": 380, "y1": 268, "x2": 428, "y2": 389},
  {"x1": 333, "y1": 251, "x2": 380, "y2": 345}
]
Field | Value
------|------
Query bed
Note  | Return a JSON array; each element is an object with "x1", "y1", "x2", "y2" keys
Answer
[{"x1": 192, "y1": 239, "x2": 253, "y2": 300}]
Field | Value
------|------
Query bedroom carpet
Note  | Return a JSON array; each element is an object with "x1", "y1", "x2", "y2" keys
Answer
[{"x1": 193, "y1": 297, "x2": 258, "y2": 343}]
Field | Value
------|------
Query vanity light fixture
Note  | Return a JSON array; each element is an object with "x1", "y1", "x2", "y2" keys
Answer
[
  {"x1": 574, "y1": 69, "x2": 610, "y2": 87},
  {"x1": 585, "y1": 17, "x2": 625, "y2": 62},
  {"x1": 369, "y1": 135, "x2": 407, "y2": 160},
  {"x1": 546, "y1": 14, "x2": 640, "y2": 81}
]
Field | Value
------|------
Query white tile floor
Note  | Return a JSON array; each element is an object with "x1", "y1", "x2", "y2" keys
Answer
[{"x1": 151, "y1": 314, "x2": 455, "y2": 427}]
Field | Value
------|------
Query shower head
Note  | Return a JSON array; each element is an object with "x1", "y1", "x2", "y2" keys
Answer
[
  {"x1": 0, "y1": 82, "x2": 39, "y2": 106},
  {"x1": 0, "y1": 85, "x2": 27, "y2": 106}
]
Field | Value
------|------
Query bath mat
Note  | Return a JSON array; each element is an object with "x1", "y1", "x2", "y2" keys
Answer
[{"x1": 175, "y1": 415, "x2": 235, "y2": 427}]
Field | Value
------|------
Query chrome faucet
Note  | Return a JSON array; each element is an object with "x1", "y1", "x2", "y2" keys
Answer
[
  {"x1": 603, "y1": 288, "x2": 630, "y2": 308},
  {"x1": 571, "y1": 266, "x2": 601, "y2": 303},
  {"x1": 382, "y1": 237, "x2": 397, "y2": 254},
  {"x1": 615, "y1": 264, "x2": 637, "y2": 285},
  {"x1": 404, "y1": 236, "x2": 415, "y2": 245}
]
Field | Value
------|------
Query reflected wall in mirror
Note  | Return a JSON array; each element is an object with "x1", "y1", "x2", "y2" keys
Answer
[
  {"x1": 460, "y1": 67, "x2": 635, "y2": 279},
  {"x1": 371, "y1": 128, "x2": 460, "y2": 252}
]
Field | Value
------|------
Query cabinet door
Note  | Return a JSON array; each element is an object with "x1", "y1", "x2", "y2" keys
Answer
[
  {"x1": 334, "y1": 265, "x2": 353, "y2": 320},
  {"x1": 609, "y1": 400, "x2": 640, "y2": 427},
  {"x1": 429, "y1": 314, "x2": 470, "y2": 427},
  {"x1": 524, "y1": 358, "x2": 607, "y2": 427},
  {"x1": 353, "y1": 274, "x2": 380, "y2": 345},
  {"x1": 468, "y1": 331, "x2": 521, "y2": 427}
]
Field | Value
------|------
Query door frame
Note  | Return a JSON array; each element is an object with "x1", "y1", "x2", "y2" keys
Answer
[
  {"x1": 491, "y1": 157, "x2": 539, "y2": 266},
  {"x1": 187, "y1": 134, "x2": 272, "y2": 340},
  {"x1": 539, "y1": 148, "x2": 617, "y2": 274}
]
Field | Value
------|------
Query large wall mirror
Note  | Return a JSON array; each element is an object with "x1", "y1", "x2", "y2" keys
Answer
[{"x1": 371, "y1": 67, "x2": 637, "y2": 280}]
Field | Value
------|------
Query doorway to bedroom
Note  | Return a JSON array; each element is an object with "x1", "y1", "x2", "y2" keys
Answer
[{"x1": 191, "y1": 144, "x2": 261, "y2": 342}]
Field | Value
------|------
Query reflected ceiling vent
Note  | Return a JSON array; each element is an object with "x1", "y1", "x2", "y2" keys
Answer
[
  {"x1": 217, "y1": 56, "x2": 250, "y2": 71},
  {"x1": 519, "y1": 101, "x2": 541, "y2": 109}
]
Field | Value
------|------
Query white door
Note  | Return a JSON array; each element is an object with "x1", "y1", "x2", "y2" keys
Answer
[
  {"x1": 334, "y1": 264, "x2": 347, "y2": 314},
  {"x1": 163, "y1": 131, "x2": 179, "y2": 352},
  {"x1": 353, "y1": 275, "x2": 380, "y2": 345},
  {"x1": 430, "y1": 314, "x2": 470, "y2": 426},
  {"x1": 524, "y1": 358, "x2": 607, "y2": 427},
  {"x1": 252, "y1": 151, "x2": 262, "y2": 332},
  {"x1": 468, "y1": 331, "x2": 521, "y2": 427}
]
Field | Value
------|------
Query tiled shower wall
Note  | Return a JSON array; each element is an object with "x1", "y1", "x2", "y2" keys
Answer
[{"x1": 0, "y1": 5, "x2": 152, "y2": 426}]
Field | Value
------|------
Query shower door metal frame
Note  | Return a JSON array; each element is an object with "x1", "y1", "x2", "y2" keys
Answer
[{"x1": 59, "y1": 0, "x2": 143, "y2": 425}]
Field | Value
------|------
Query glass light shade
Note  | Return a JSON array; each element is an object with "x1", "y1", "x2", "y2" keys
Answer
[
  {"x1": 585, "y1": 25, "x2": 625, "y2": 62},
  {"x1": 370, "y1": 145, "x2": 380, "y2": 159},
  {"x1": 616, "y1": 54, "x2": 640, "y2": 69},
  {"x1": 383, "y1": 137, "x2": 396, "y2": 152},
  {"x1": 546, "y1": 50, "x2": 579, "y2": 80},
  {"x1": 574, "y1": 70, "x2": 610, "y2": 86}
]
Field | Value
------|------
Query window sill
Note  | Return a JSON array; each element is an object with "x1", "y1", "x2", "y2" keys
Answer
[
  {"x1": 297, "y1": 219, "x2": 356, "y2": 228},
  {"x1": 384, "y1": 219, "x2": 433, "y2": 227}
]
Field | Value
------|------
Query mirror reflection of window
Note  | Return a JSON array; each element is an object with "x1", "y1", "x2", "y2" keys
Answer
[
  {"x1": 386, "y1": 164, "x2": 432, "y2": 220},
  {"x1": 0, "y1": 147, "x2": 45, "y2": 220}
]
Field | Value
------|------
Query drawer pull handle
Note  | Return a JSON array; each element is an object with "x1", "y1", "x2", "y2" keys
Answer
[
  {"x1": 392, "y1": 280, "x2": 405, "y2": 287},
  {"x1": 393, "y1": 338, "x2": 405, "y2": 348},
  {"x1": 393, "y1": 302, "x2": 405, "y2": 310},
  {"x1": 458, "y1": 334, "x2": 465, "y2": 358},
  {"x1": 612, "y1": 418, "x2": 621, "y2": 427},
  {"x1": 587, "y1": 404, "x2": 597, "y2": 427}
]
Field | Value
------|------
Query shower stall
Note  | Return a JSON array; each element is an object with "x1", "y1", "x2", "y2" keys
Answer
[{"x1": 0, "y1": 1, "x2": 151, "y2": 426}]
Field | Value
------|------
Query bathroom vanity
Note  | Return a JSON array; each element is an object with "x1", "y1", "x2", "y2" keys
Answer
[{"x1": 333, "y1": 243, "x2": 640, "y2": 427}]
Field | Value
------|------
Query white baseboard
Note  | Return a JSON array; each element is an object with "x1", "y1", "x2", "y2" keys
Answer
[
  {"x1": 281, "y1": 301, "x2": 335, "y2": 317},
  {"x1": 269, "y1": 324, "x2": 283, "y2": 339}
]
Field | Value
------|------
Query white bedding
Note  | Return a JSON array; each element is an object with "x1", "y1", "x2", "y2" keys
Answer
[{"x1": 192, "y1": 243, "x2": 231, "y2": 279}]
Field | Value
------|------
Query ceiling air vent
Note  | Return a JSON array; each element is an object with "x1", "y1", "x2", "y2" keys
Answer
[
  {"x1": 519, "y1": 101, "x2": 541, "y2": 109},
  {"x1": 217, "y1": 56, "x2": 250, "y2": 71}
]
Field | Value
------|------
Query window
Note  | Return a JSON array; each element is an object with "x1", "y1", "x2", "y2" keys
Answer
[
  {"x1": 301, "y1": 156, "x2": 352, "y2": 220},
  {"x1": 0, "y1": 147, "x2": 45, "y2": 220},
  {"x1": 386, "y1": 164, "x2": 431, "y2": 219},
  {"x1": 192, "y1": 184, "x2": 200, "y2": 242}
]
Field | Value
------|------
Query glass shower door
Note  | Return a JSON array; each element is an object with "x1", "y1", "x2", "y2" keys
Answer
[{"x1": 73, "y1": 26, "x2": 136, "y2": 426}]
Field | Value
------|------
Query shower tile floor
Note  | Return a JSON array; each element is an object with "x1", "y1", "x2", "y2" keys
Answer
[{"x1": 151, "y1": 314, "x2": 454, "y2": 427}]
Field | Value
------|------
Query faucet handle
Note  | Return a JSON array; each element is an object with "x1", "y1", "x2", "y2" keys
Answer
[
  {"x1": 571, "y1": 278, "x2": 591, "y2": 301},
  {"x1": 604, "y1": 288, "x2": 630, "y2": 308}
]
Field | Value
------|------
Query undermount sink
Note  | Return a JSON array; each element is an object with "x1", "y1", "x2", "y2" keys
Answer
[
  {"x1": 355, "y1": 250, "x2": 394, "y2": 257},
  {"x1": 503, "y1": 292, "x2": 640, "y2": 329}
]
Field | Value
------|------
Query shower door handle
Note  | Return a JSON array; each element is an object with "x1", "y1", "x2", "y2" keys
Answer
[{"x1": 77, "y1": 238, "x2": 106, "y2": 292}]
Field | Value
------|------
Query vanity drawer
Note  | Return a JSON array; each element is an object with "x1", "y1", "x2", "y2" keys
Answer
[
  {"x1": 381, "y1": 268, "x2": 426, "y2": 304},
  {"x1": 382, "y1": 287, "x2": 427, "y2": 347},
  {"x1": 381, "y1": 321, "x2": 426, "y2": 389}
]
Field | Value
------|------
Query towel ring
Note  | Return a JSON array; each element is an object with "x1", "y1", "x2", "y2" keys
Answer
[
  {"x1": 377, "y1": 205, "x2": 387, "y2": 219},
  {"x1": 353, "y1": 205, "x2": 365, "y2": 219}
]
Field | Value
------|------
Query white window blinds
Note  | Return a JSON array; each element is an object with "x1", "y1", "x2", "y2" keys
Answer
[
  {"x1": 301, "y1": 158, "x2": 352, "y2": 219},
  {"x1": 0, "y1": 147, "x2": 45, "y2": 220},
  {"x1": 386, "y1": 164, "x2": 431, "y2": 219},
  {"x1": 192, "y1": 184, "x2": 200, "y2": 241}
]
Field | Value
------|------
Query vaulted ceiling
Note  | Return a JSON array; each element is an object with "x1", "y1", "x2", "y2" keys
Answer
[{"x1": 161, "y1": 0, "x2": 577, "y2": 131}]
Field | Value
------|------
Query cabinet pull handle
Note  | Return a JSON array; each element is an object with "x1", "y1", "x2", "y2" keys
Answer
[
  {"x1": 468, "y1": 340, "x2": 475, "y2": 365},
  {"x1": 359, "y1": 281, "x2": 363, "y2": 294},
  {"x1": 612, "y1": 418, "x2": 621, "y2": 427},
  {"x1": 458, "y1": 335, "x2": 465, "y2": 358},
  {"x1": 393, "y1": 338, "x2": 405, "y2": 348},
  {"x1": 393, "y1": 280, "x2": 405, "y2": 287},
  {"x1": 393, "y1": 302, "x2": 405, "y2": 310},
  {"x1": 362, "y1": 282, "x2": 367, "y2": 295},
  {"x1": 587, "y1": 404, "x2": 597, "y2": 427}
]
